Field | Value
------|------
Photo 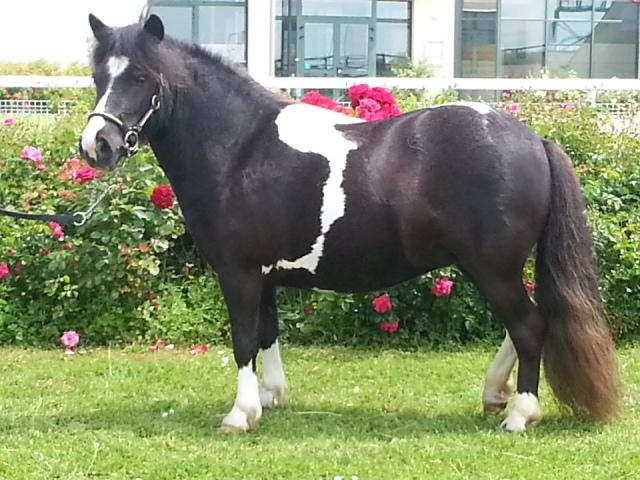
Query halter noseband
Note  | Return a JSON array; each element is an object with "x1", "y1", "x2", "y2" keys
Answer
[{"x1": 87, "y1": 87, "x2": 162, "y2": 158}]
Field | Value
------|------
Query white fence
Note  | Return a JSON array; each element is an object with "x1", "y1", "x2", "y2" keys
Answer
[{"x1": 1, "y1": 76, "x2": 640, "y2": 116}]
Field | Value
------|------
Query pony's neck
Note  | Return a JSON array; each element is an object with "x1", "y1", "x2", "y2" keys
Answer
[{"x1": 148, "y1": 48, "x2": 283, "y2": 195}]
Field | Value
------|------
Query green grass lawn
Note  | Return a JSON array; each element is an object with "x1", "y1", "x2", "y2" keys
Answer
[{"x1": 0, "y1": 344, "x2": 638, "y2": 480}]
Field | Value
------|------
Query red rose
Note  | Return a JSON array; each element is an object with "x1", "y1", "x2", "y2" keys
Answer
[
  {"x1": 371, "y1": 293, "x2": 393, "y2": 313},
  {"x1": 379, "y1": 320, "x2": 400, "y2": 334},
  {"x1": 150, "y1": 184, "x2": 175, "y2": 209},
  {"x1": 74, "y1": 166, "x2": 98, "y2": 184}
]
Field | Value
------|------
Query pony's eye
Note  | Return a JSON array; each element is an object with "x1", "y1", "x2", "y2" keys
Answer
[{"x1": 135, "y1": 75, "x2": 147, "y2": 84}]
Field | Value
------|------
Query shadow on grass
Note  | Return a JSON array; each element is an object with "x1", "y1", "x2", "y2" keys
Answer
[{"x1": 0, "y1": 400, "x2": 602, "y2": 440}]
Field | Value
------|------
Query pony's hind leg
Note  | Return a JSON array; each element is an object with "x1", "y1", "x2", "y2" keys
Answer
[
  {"x1": 483, "y1": 332, "x2": 517, "y2": 415},
  {"x1": 469, "y1": 269, "x2": 545, "y2": 432},
  {"x1": 258, "y1": 284, "x2": 289, "y2": 409},
  {"x1": 218, "y1": 268, "x2": 264, "y2": 432}
]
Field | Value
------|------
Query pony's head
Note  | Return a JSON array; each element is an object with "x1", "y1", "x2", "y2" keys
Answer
[{"x1": 80, "y1": 13, "x2": 170, "y2": 170}]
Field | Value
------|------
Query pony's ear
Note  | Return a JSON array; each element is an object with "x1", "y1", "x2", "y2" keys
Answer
[
  {"x1": 89, "y1": 13, "x2": 110, "y2": 42},
  {"x1": 144, "y1": 14, "x2": 165, "y2": 41}
]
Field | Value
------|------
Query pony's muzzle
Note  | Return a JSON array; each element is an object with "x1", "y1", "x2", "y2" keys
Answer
[{"x1": 79, "y1": 122, "x2": 126, "y2": 170}]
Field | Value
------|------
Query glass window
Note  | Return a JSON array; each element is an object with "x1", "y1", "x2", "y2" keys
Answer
[
  {"x1": 303, "y1": 23, "x2": 335, "y2": 76},
  {"x1": 376, "y1": 22, "x2": 410, "y2": 74},
  {"x1": 340, "y1": 24, "x2": 369, "y2": 76},
  {"x1": 302, "y1": 0, "x2": 372, "y2": 17},
  {"x1": 594, "y1": 0, "x2": 636, "y2": 21},
  {"x1": 378, "y1": 1, "x2": 410, "y2": 19},
  {"x1": 547, "y1": 0, "x2": 593, "y2": 20},
  {"x1": 153, "y1": 6, "x2": 193, "y2": 42},
  {"x1": 199, "y1": 5, "x2": 246, "y2": 63},
  {"x1": 592, "y1": 18, "x2": 639, "y2": 77},
  {"x1": 501, "y1": 20, "x2": 545, "y2": 77},
  {"x1": 546, "y1": 20, "x2": 591, "y2": 77},
  {"x1": 502, "y1": 0, "x2": 545, "y2": 18},
  {"x1": 460, "y1": 15, "x2": 497, "y2": 77}
]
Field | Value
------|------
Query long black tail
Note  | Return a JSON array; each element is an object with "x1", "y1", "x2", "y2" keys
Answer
[{"x1": 536, "y1": 140, "x2": 621, "y2": 421}]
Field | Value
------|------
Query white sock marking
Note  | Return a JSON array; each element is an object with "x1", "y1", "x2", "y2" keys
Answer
[
  {"x1": 501, "y1": 392, "x2": 543, "y2": 432},
  {"x1": 262, "y1": 103, "x2": 364, "y2": 275},
  {"x1": 81, "y1": 56, "x2": 130, "y2": 160},
  {"x1": 221, "y1": 364, "x2": 262, "y2": 432},
  {"x1": 483, "y1": 332, "x2": 517, "y2": 412},
  {"x1": 260, "y1": 340, "x2": 288, "y2": 408}
]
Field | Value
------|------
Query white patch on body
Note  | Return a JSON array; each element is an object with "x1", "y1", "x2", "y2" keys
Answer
[
  {"x1": 262, "y1": 103, "x2": 364, "y2": 275},
  {"x1": 483, "y1": 332, "x2": 517, "y2": 415},
  {"x1": 80, "y1": 56, "x2": 130, "y2": 161},
  {"x1": 221, "y1": 364, "x2": 262, "y2": 432},
  {"x1": 501, "y1": 392, "x2": 543, "y2": 432},
  {"x1": 259, "y1": 340, "x2": 289, "y2": 408}
]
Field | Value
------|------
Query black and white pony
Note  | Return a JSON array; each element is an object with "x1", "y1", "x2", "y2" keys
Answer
[{"x1": 79, "y1": 14, "x2": 620, "y2": 432}]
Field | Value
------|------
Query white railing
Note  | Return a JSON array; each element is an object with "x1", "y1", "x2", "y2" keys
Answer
[
  {"x1": 2, "y1": 75, "x2": 640, "y2": 91},
  {"x1": 2, "y1": 76, "x2": 640, "y2": 117}
]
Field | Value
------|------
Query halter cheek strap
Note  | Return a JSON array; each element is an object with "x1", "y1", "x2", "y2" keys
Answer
[{"x1": 87, "y1": 87, "x2": 162, "y2": 158}]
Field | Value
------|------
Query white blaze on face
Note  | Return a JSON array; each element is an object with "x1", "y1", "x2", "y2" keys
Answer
[
  {"x1": 80, "y1": 56, "x2": 130, "y2": 161},
  {"x1": 262, "y1": 103, "x2": 364, "y2": 275}
]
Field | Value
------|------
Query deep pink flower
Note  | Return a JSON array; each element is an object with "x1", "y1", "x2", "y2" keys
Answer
[
  {"x1": 148, "y1": 339, "x2": 166, "y2": 352},
  {"x1": 348, "y1": 84, "x2": 371, "y2": 107},
  {"x1": 379, "y1": 320, "x2": 400, "y2": 334},
  {"x1": 74, "y1": 166, "x2": 98, "y2": 184},
  {"x1": 368, "y1": 87, "x2": 397, "y2": 106},
  {"x1": 371, "y1": 293, "x2": 393, "y2": 313},
  {"x1": 431, "y1": 278, "x2": 454, "y2": 297},
  {"x1": 20, "y1": 146, "x2": 42, "y2": 163},
  {"x1": 150, "y1": 184, "x2": 175, "y2": 209},
  {"x1": 507, "y1": 103, "x2": 520, "y2": 114},
  {"x1": 190, "y1": 344, "x2": 209, "y2": 356},
  {"x1": 3, "y1": 118, "x2": 14, "y2": 126},
  {"x1": 35, "y1": 164, "x2": 46, "y2": 172},
  {"x1": 60, "y1": 330, "x2": 80, "y2": 354},
  {"x1": 301, "y1": 91, "x2": 346, "y2": 113},
  {"x1": 523, "y1": 280, "x2": 535, "y2": 297},
  {"x1": 561, "y1": 101, "x2": 573, "y2": 110},
  {"x1": 0, "y1": 263, "x2": 10, "y2": 280},
  {"x1": 48, "y1": 222, "x2": 65, "y2": 241}
]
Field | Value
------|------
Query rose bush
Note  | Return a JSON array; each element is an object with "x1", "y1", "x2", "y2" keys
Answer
[{"x1": 0, "y1": 86, "x2": 639, "y2": 346}]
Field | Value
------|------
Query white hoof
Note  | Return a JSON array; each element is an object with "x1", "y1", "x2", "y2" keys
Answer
[
  {"x1": 483, "y1": 375, "x2": 515, "y2": 415},
  {"x1": 220, "y1": 403, "x2": 262, "y2": 433},
  {"x1": 259, "y1": 383, "x2": 289, "y2": 409},
  {"x1": 500, "y1": 392, "x2": 543, "y2": 432}
]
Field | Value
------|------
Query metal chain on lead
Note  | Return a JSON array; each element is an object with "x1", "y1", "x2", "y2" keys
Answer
[{"x1": 72, "y1": 183, "x2": 119, "y2": 226}]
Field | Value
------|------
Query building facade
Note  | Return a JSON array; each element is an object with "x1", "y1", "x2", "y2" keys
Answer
[{"x1": 150, "y1": 0, "x2": 640, "y2": 80}]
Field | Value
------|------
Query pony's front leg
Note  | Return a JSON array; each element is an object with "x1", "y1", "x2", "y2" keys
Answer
[
  {"x1": 218, "y1": 268, "x2": 263, "y2": 433},
  {"x1": 258, "y1": 284, "x2": 288, "y2": 409}
]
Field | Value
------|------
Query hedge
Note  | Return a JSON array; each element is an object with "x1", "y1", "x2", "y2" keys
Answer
[{"x1": 0, "y1": 88, "x2": 639, "y2": 347}]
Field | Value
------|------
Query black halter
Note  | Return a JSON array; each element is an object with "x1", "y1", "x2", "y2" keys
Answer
[{"x1": 87, "y1": 89, "x2": 162, "y2": 157}]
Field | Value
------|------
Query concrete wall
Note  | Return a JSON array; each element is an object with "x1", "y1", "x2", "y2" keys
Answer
[
  {"x1": 0, "y1": 0, "x2": 147, "y2": 64},
  {"x1": 411, "y1": 0, "x2": 456, "y2": 77}
]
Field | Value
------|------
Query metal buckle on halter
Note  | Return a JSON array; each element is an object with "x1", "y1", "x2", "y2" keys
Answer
[{"x1": 87, "y1": 91, "x2": 162, "y2": 158}]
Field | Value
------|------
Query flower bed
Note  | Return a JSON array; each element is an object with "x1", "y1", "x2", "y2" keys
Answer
[{"x1": 0, "y1": 87, "x2": 639, "y2": 346}]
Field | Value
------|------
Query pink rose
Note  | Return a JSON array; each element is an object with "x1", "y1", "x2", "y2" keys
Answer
[
  {"x1": 20, "y1": 146, "x2": 42, "y2": 163},
  {"x1": 301, "y1": 91, "x2": 346, "y2": 113},
  {"x1": 371, "y1": 293, "x2": 393, "y2": 313},
  {"x1": 368, "y1": 87, "x2": 397, "y2": 106},
  {"x1": 48, "y1": 222, "x2": 65, "y2": 241},
  {"x1": 561, "y1": 101, "x2": 573, "y2": 110},
  {"x1": 501, "y1": 91, "x2": 512, "y2": 101},
  {"x1": 3, "y1": 118, "x2": 14, "y2": 126},
  {"x1": 523, "y1": 280, "x2": 535, "y2": 297},
  {"x1": 60, "y1": 330, "x2": 80, "y2": 354},
  {"x1": 0, "y1": 262, "x2": 10, "y2": 280},
  {"x1": 507, "y1": 103, "x2": 520, "y2": 114},
  {"x1": 431, "y1": 278, "x2": 454, "y2": 297}
]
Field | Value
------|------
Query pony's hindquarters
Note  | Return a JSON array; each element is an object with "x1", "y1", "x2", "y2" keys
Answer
[{"x1": 537, "y1": 140, "x2": 621, "y2": 421}]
